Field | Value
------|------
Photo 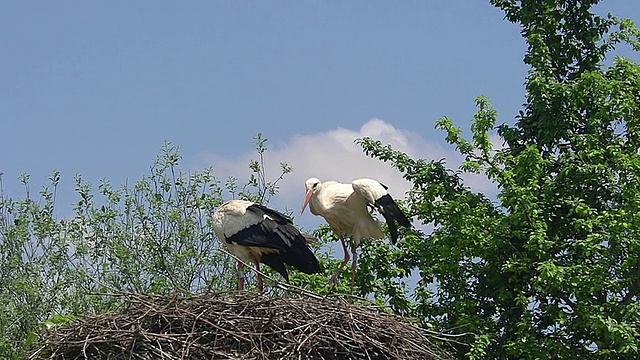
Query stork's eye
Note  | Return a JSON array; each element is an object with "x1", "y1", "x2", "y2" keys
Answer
[{"x1": 313, "y1": 182, "x2": 319, "y2": 189}]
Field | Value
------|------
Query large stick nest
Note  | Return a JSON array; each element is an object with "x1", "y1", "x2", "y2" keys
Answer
[{"x1": 32, "y1": 291, "x2": 455, "y2": 360}]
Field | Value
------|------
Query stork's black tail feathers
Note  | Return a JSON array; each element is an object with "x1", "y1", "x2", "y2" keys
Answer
[
  {"x1": 284, "y1": 238, "x2": 321, "y2": 275},
  {"x1": 375, "y1": 194, "x2": 411, "y2": 244},
  {"x1": 250, "y1": 204, "x2": 321, "y2": 282},
  {"x1": 261, "y1": 239, "x2": 320, "y2": 282}
]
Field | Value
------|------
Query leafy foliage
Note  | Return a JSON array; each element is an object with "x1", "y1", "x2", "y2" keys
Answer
[
  {"x1": 0, "y1": 139, "x2": 305, "y2": 358},
  {"x1": 3, "y1": 2, "x2": 640, "y2": 359},
  {"x1": 353, "y1": 1, "x2": 640, "y2": 358}
]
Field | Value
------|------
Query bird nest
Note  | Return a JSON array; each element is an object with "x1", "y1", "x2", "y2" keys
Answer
[{"x1": 31, "y1": 291, "x2": 456, "y2": 360}]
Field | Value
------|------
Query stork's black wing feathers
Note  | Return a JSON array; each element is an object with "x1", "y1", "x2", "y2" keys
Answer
[
  {"x1": 227, "y1": 204, "x2": 320, "y2": 278},
  {"x1": 225, "y1": 204, "x2": 292, "y2": 250},
  {"x1": 249, "y1": 203, "x2": 292, "y2": 225},
  {"x1": 374, "y1": 194, "x2": 411, "y2": 244},
  {"x1": 259, "y1": 254, "x2": 290, "y2": 282}
]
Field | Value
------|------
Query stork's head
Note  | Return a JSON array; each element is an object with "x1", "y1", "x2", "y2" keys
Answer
[{"x1": 301, "y1": 177, "x2": 321, "y2": 215}]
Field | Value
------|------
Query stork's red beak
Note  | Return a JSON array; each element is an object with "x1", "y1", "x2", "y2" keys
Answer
[{"x1": 301, "y1": 189, "x2": 313, "y2": 215}]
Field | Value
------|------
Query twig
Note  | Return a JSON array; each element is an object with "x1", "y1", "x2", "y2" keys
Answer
[{"x1": 34, "y1": 291, "x2": 459, "y2": 360}]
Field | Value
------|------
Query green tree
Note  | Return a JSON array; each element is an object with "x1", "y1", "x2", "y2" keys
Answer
[
  {"x1": 0, "y1": 138, "x2": 300, "y2": 358},
  {"x1": 355, "y1": 1, "x2": 640, "y2": 358}
]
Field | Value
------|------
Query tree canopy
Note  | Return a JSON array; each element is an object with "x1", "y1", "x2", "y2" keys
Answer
[{"x1": 356, "y1": 0, "x2": 640, "y2": 358}]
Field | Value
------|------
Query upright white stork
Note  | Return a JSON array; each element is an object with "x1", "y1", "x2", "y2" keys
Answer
[
  {"x1": 213, "y1": 199, "x2": 320, "y2": 292},
  {"x1": 300, "y1": 177, "x2": 411, "y2": 289}
]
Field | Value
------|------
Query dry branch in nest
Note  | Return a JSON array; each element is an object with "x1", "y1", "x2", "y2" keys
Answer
[{"x1": 32, "y1": 291, "x2": 456, "y2": 360}]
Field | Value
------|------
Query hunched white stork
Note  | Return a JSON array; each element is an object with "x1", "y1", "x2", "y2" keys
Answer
[
  {"x1": 300, "y1": 177, "x2": 411, "y2": 289},
  {"x1": 213, "y1": 199, "x2": 320, "y2": 292}
]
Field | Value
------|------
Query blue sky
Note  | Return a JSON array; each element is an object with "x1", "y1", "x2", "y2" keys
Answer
[{"x1": 1, "y1": 1, "x2": 639, "y2": 230}]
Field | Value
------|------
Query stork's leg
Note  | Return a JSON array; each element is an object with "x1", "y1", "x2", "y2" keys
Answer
[
  {"x1": 330, "y1": 234, "x2": 351, "y2": 285},
  {"x1": 237, "y1": 260, "x2": 245, "y2": 291},
  {"x1": 350, "y1": 243, "x2": 358, "y2": 294},
  {"x1": 255, "y1": 260, "x2": 264, "y2": 292}
]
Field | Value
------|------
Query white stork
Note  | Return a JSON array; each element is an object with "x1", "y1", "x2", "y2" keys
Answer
[
  {"x1": 213, "y1": 199, "x2": 320, "y2": 292},
  {"x1": 300, "y1": 177, "x2": 411, "y2": 289}
]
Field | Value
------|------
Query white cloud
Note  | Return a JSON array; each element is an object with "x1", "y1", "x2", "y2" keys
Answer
[
  {"x1": 490, "y1": 133, "x2": 508, "y2": 151},
  {"x1": 195, "y1": 118, "x2": 497, "y2": 229}
]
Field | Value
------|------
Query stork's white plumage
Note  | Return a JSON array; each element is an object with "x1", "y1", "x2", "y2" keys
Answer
[
  {"x1": 300, "y1": 177, "x2": 411, "y2": 290},
  {"x1": 213, "y1": 199, "x2": 320, "y2": 292}
]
